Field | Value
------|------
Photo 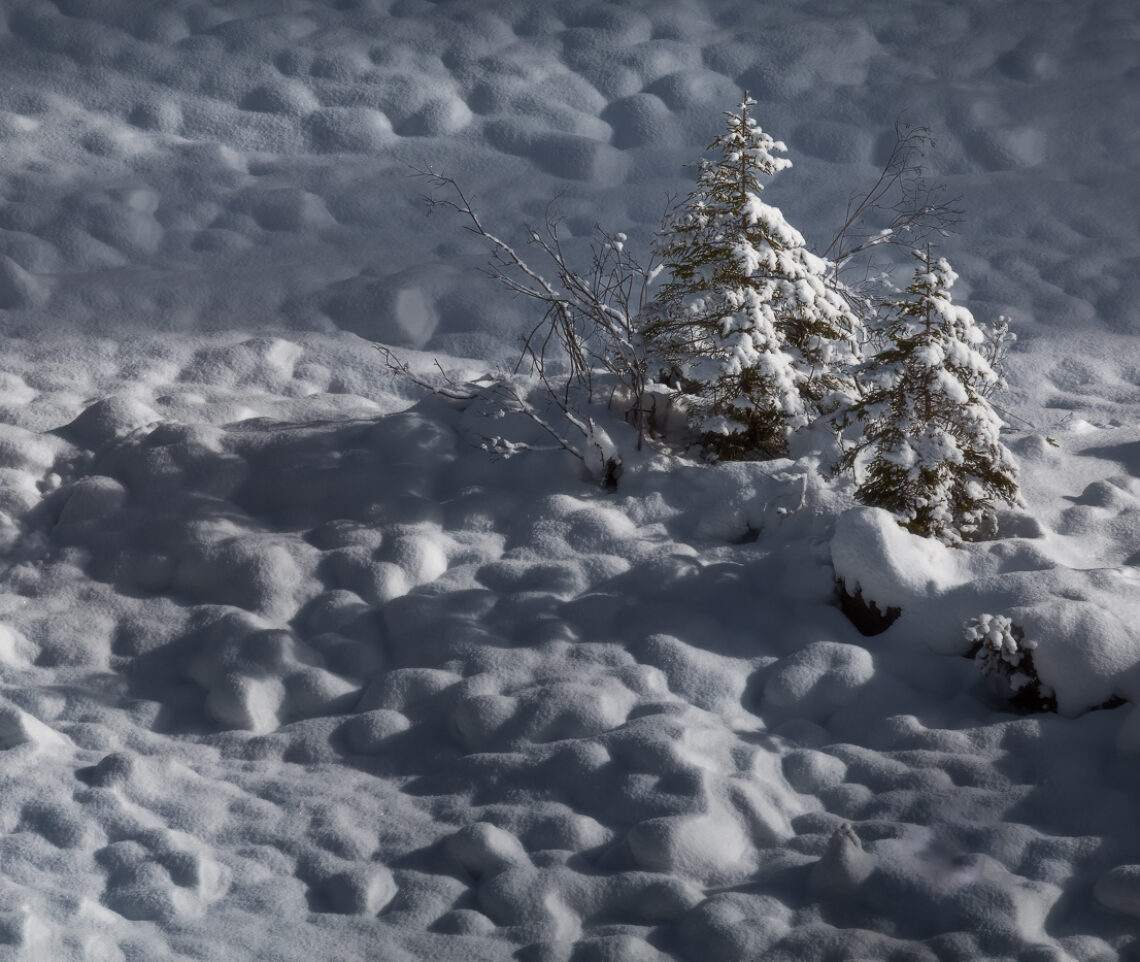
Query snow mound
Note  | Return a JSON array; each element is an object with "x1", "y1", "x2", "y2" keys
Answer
[
  {"x1": 444, "y1": 822, "x2": 529, "y2": 878},
  {"x1": 54, "y1": 395, "x2": 160, "y2": 451},
  {"x1": 303, "y1": 108, "x2": 393, "y2": 153},
  {"x1": 0, "y1": 624, "x2": 36, "y2": 668},
  {"x1": 1093, "y1": 864, "x2": 1140, "y2": 920},
  {"x1": 676, "y1": 892, "x2": 793, "y2": 962},
  {"x1": 96, "y1": 831, "x2": 230, "y2": 923},
  {"x1": 832, "y1": 506, "x2": 1140, "y2": 718},
  {"x1": 626, "y1": 806, "x2": 757, "y2": 884},
  {"x1": 762, "y1": 641, "x2": 875, "y2": 721},
  {"x1": 0, "y1": 703, "x2": 70, "y2": 754},
  {"x1": 319, "y1": 865, "x2": 397, "y2": 916},
  {"x1": 831, "y1": 507, "x2": 971, "y2": 608},
  {"x1": 0, "y1": 255, "x2": 48, "y2": 309}
]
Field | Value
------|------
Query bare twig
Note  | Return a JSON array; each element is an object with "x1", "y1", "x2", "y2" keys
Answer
[
  {"x1": 823, "y1": 120, "x2": 963, "y2": 282},
  {"x1": 409, "y1": 165, "x2": 670, "y2": 477},
  {"x1": 374, "y1": 345, "x2": 478, "y2": 400},
  {"x1": 377, "y1": 343, "x2": 623, "y2": 487},
  {"x1": 481, "y1": 379, "x2": 587, "y2": 462}
]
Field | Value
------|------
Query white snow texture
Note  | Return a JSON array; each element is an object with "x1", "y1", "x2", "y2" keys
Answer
[{"x1": 0, "y1": 1, "x2": 1136, "y2": 960}]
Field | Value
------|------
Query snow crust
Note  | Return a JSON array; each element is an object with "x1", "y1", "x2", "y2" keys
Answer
[{"x1": 0, "y1": 0, "x2": 1137, "y2": 960}]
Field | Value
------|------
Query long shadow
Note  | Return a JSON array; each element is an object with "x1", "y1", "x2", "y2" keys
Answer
[{"x1": 1079, "y1": 440, "x2": 1140, "y2": 477}]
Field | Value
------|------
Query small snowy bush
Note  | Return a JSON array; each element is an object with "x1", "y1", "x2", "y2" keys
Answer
[
  {"x1": 400, "y1": 169, "x2": 668, "y2": 489},
  {"x1": 965, "y1": 613, "x2": 1054, "y2": 712},
  {"x1": 979, "y1": 315, "x2": 1016, "y2": 399},
  {"x1": 834, "y1": 247, "x2": 1019, "y2": 544},
  {"x1": 646, "y1": 94, "x2": 860, "y2": 460}
]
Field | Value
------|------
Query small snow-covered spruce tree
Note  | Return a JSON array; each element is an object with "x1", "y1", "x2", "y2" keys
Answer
[
  {"x1": 834, "y1": 247, "x2": 1019, "y2": 543},
  {"x1": 646, "y1": 94, "x2": 859, "y2": 460},
  {"x1": 965, "y1": 614, "x2": 1055, "y2": 712}
]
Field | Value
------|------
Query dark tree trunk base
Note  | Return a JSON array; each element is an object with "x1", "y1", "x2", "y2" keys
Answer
[{"x1": 837, "y1": 579, "x2": 901, "y2": 636}]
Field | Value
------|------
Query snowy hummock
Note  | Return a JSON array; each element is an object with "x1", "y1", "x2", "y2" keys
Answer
[{"x1": 0, "y1": 1, "x2": 1138, "y2": 961}]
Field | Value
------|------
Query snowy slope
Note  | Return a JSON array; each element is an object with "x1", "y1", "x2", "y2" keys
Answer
[{"x1": 0, "y1": 1, "x2": 1139, "y2": 959}]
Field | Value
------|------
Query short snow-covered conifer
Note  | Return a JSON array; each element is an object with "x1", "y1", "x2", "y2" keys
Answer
[
  {"x1": 835, "y1": 247, "x2": 1019, "y2": 543},
  {"x1": 647, "y1": 94, "x2": 859, "y2": 459}
]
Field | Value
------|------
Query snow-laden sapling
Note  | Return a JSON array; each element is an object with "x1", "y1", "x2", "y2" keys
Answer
[
  {"x1": 646, "y1": 94, "x2": 860, "y2": 460},
  {"x1": 965, "y1": 613, "x2": 1055, "y2": 712},
  {"x1": 833, "y1": 247, "x2": 1019, "y2": 544},
  {"x1": 979, "y1": 315, "x2": 1016, "y2": 399}
]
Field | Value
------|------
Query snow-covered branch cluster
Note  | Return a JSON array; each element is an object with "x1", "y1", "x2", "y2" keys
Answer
[{"x1": 965, "y1": 614, "x2": 1054, "y2": 711}]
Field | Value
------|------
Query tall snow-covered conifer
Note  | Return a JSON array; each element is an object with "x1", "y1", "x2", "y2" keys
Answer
[
  {"x1": 647, "y1": 94, "x2": 859, "y2": 459},
  {"x1": 836, "y1": 247, "x2": 1019, "y2": 543}
]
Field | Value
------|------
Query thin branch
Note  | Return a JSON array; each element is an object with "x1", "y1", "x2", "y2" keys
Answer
[
  {"x1": 822, "y1": 119, "x2": 963, "y2": 281},
  {"x1": 375, "y1": 345, "x2": 478, "y2": 400},
  {"x1": 485, "y1": 381, "x2": 587, "y2": 462},
  {"x1": 405, "y1": 165, "x2": 674, "y2": 479}
]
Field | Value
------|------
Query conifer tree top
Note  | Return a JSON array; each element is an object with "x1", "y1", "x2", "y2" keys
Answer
[{"x1": 702, "y1": 94, "x2": 792, "y2": 186}]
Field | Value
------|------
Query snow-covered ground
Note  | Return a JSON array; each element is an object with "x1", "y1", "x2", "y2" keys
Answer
[{"x1": 0, "y1": 1, "x2": 1138, "y2": 959}]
